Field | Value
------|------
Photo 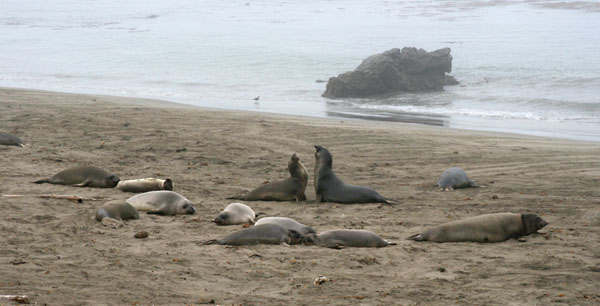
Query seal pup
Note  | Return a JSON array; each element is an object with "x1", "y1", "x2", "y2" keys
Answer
[
  {"x1": 202, "y1": 223, "x2": 303, "y2": 246},
  {"x1": 0, "y1": 132, "x2": 25, "y2": 147},
  {"x1": 126, "y1": 190, "x2": 196, "y2": 215},
  {"x1": 95, "y1": 200, "x2": 139, "y2": 221},
  {"x1": 437, "y1": 167, "x2": 479, "y2": 191},
  {"x1": 228, "y1": 153, "x2": 308, "y2": 202},
  {"x1": 33, "y1": 165, "x2": 120, "y2": 188},
  {"x1": 212, "y1": 203, "x2": 259, "y2": 225},
  {"x1": 407, "y1": 212, "x2": 548, "y2": 243},
  {"x1": 255, "y1": 216, "x2": 316, "y2": 236},
  {"x1": 302, "y1": 229, "x2": 396, "y2": 249},
  {"x1": 116, "y1": 178, "x2": 173, "y2": 193},
  {"x1": 314, "y1": 145, "x2": 392, "y2": 204}
]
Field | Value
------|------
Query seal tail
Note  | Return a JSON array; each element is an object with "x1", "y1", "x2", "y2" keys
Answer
[
  {"x1": 227, "y1": 190, "x2": 249, "y2": 200},
  {"x1": 33, "y1": 179, "x2": 49, "y2": 184},
  {"x1": 407, "y1": 233, "x2": 426, "y2": 241},
  {"x1": 200, "y1": 239, "x2": 220, "y2": 246}
]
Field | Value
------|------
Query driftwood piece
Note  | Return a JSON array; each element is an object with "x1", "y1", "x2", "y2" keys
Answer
[
  {"x1": 0, "y1": 295, "x2": 30, "y2": 304},
  {"x1": 2, "y1": 194, "x2": 104, "y2": 202}
]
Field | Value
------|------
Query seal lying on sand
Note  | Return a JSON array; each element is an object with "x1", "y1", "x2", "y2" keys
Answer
[
  {"x1": 33, "y1": 165, "x2": 120, "y2": 188},
  {"x1": 407, "y1": 213, "x2": 548, "y2": 243},
  {"x1": 255, "y1": 216, "x2": 316, "y2": 236},
  {"x1": 202, "y1": 223, "x2": 303, "y2": 246},
  {"x1": 212, "y1": 203, "x2": 258, "y2": 225},
  {"x1": 116, "y1": 178, "x2": 173, "y2": 193},
  {"x1": 126, "y1": 190, "x2": 196, "y2": 215},
  {"x1": 228, "y1": 153, "x2": 308, "y2": 202},
  {"x1": 95, "y1": 200, "x2": 139, "y2": 221},
  {"x1": 437, "y1": 167, "x2": 479, "y2": 191},
  {"x1": 0, "y1": 132, "x2": 25, "y2": 147},
  {"x1": 302, "y1": 229, "x2": 396, "y2": 249},
  {"x1": 314, "y1": 145, "x2": 392, "y2": 204}
]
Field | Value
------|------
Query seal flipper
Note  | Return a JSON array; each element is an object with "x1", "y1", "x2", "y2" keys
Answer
[
  {"x1": 227, "y1": 190, "x2": 249, "y2": 200},
  {"x1": 407, "y1": 233, "x2": 427, "y2": 241},
  {"x1": 73, "y1": 179, "x2": 92, "y2": 187},
  {"x1": 200, "y1": 239, "x2": 221, "y2": 245},
  {"x1": 146, "y1": 210, "x2": 169, "y2": 216},
  {"x1": 318, "y1": 240, "x2": 345, "y2": 249},
  {"x1": 33, "y1": 178, "x2": 50, "y2": 184}
]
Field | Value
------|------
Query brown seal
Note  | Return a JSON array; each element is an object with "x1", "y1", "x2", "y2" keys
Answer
[
  {"x1": 202, "y1": 223, "x2": 303, "y2": 246},
  {"x1": 95, "y1": 200, "x2": 139, "y2": 221},
  {"x1": 33, "y1": 165, "x2": 120, "y2": 188},
  {"x1": 302, "y1": 229, "x2": 396, "y2": 249}
]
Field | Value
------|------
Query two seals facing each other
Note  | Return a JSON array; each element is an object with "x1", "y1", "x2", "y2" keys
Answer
[
  {"x1": 95, "y1": 200, "x2": 139, "y2": 221},
  {"x1": 0, "y1": 132, "x2": 25, "y2": 147},
  {"x1": 437, "y1": 167, "x2": 479, "y2": 191},
  {"x1": 33, "y1": 165, "x2": 120, "y2": 188},
  {"x1": 302, "y1": 229, "x2": 395, "y2": 249},
  {"x1": 202, "y1": 223, "x2": 303, "y2": 246},
  {"x1": 117, "y1": 178, "x2": 173, "y2": 193},
  {"x1": 212, "y1": 203, "x2": 259, "y2": 225},
  {"x1": 229, "y1": 153, "x2": 308, "y2": 202},
  {"x1": 407, "y1": 212, "x2": 548, "y2": 243},
  {"x1": 314, "y1": 145, "x2": 392, "y2": 204},
  {"x1": 126, "y1": 190, "x2": 196, "y2": 216}
]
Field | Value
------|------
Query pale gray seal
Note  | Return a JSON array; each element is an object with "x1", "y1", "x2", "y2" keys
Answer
[
  {"x1": 95, "y1": 200, "x2": 139, "y2": 221},
  {"x1": 407, "y1": 213, "x2": 548, "y2": 243},
  {"x1": 116, "y1": 178, "x2": 173, "y2": 193},
  {"x1": 33, "y1": 165, "x2": 120, "y2": 188},
  {"x1": 437, "y1": 167, "x2": 479, "y2": 191},
  {"x1": 228, "y1": 153, "x2": 308, "y2": 202},
  {"x1": 202, "y1": 223, "x2": 303, "y2": 246},
  {"x1": 0, "y1": 132, "x2": 25, "y2": 147},
  {"x1": 212, "y1": 203, "x2": 257, "y2": 225},
  {"x1": 314, "y1": 145, "x2": 392, "y2": 204},
  {"x1": 254, "y1": 216, "x2": 316, "y2": 236},
  {"x1": 126, "y1": 190, "x2": 196, "y2": 215},
  {"x1": 302, "y1": 229, "x2": 396, "y2": 249}
]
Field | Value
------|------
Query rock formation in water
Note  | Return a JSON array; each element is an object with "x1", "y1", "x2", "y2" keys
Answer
[{"x1": 322, "y1": 47, "x2": 458, "y2": 98}]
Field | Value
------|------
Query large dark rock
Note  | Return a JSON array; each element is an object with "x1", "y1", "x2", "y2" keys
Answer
[{"x1": 322, "y1": 47, "x2": 457, "y2": 98}]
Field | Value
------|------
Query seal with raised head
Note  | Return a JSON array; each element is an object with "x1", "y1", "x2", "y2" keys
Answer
[
  {"x1": 407, "y1": 212, "x2": 548, "y2": 243},
  {"x1": 314, "y1": 145, "x2": 392, "y2": 204},
  {"x1": 116, "y1": 178, "x2": 173, "y2": 193},
  {"x1": 126, "y1": 190, "x2": 196, "y2": 216},
  {"x1": 437, "y1": 167, "x2": 479, "y2": 191},
  {"x1": 0, "y1": 132, "x2": 25, "y2": 147},
  {"x1": 302, "y1": 229, "x2": 395, "y2": 249},
  {"x1": 202, "y1": 223, "x2": 303, "y2": 246},
  {"x1": 95, "y1": 200, "x2": 139, "y2": 221},
  {"x1": 228, "y1": 153, "x2": 308, "y2": 202},
  {"x1": 255, "y1": 216, "x2": 316, "y2": 236},
  {"x1": 33, "y1": 165, "x2": 120, "y2": 188},
  {"x1": 212, "y1": 203, "x2": 258, "y2": 225}
]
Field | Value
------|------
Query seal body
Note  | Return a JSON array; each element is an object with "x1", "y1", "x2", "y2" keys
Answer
[
  {"x1": 213, "y1": 203, "x2": 256, "y2": 225},
  {"x1": 303, "y1": 229, "x2": 394, "y2": 249},
  {"x1": 33, "y1": 165, "x2": 120, "y2": 188},
  {"x1": 116, "y1": 178, "x2": 173, "y2": 193},
  {"x1": 407, "y1": 213, "x2": 548, "y2": 243},
  {"x1": 126, "y1": 190, "x2": 196, "y2": 215},
  {"x1": 95, "y1": 200, "x2": 139, "y2": 221},
  {"x1": 206, "y1": 223, "x2": 303, "y2": 246},
  {"x1": 0, "y1": 132, "x2": 25, "y2": 147},
  {"x1": 255, "y1": 216, "x2": 316, "y2": 236},
  {"x1": 230, "y1": 153, "x2": 308, "y2": 202},
  {"x1": 314, "y1": 145, "x2": 391, "y2": 204},
  {"x1": 437, "y1": 167, "x2": 479, "y2": 191}
]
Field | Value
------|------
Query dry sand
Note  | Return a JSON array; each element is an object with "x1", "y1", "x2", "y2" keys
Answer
[{"x1": 1, "y1": 87, "x2": 599, "y2": 305}]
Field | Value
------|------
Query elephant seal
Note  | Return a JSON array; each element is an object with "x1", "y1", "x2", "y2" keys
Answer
[
  {"x1": 228, "y1": 153, "x2": 308, "y2": 202},
  {"x1": 126, "y1": 190, "x2": 196, "y2": 215},
  {"x1": 116, "y1": 178, "x2": 173, "y2": 193},
  {"x1": 0, "y1": 132, "x2": 25, "y2": 147},
  {"x1": 33, "y1": 165, "x2": 120, "y2": 188},
  {"x1": 302, "y1": 229, "x2": 396, "y2": 249},
  {"x1": 202, "y1": 223, "x2": 303, "y2": 246},
  {"x1": 212, "y1": 203, "x2": 258, "y2": 225},
  {"x1": 314, "y1": 145, "x2": 392, "y2": 204},
  {"x1": 437, "y1": 167, "x2": 479, "y2": 191},
  {"x1": 255, "y1": 216, "x2": 316, "y2": 236},
  {"x1": 407, "y1": 213, "x2": 548, "y2": 243},
  {"x1": 95, "y1": 200, "x2": 139, "y2": 221}
]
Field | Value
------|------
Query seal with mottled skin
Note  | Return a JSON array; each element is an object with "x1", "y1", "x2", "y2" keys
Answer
[
  {"x1": 0, "y1": 132, "x2": 25, "y2": 147},
  {"x1": 228, "y1": 153, "x2": 308, "y2": 202},
  {"x1": 212, "y1": 203, "x2": 258, "y2": 225},
  {"x1": 255, "y1": 216, "x2": 316, "y2": 235},
  {"x1": 302, "y1": 229, "x2": 396, "y2": 249},
  {"x1": 95, "y1": 200, "x2": 139, "y2": 221},
  {"x1": 407, "y1": 212, "x2": 548, "y2": 243},
  {"x1": 33, "y1": 165, "x2": 120, "y2": 188},
  {"x1": 116, "y1": 178, "x2": 173, "y2": 193},
  {"x1": 202, "y1": 223, "x2": 303, "y2": 246},
  {"x1": 126, "y1": 190, "x2": 196, "y2": 215},
  {"x1": 437, "y1": 167, "x2": 479, "y2": 191},
  {"x1": 314, "y1": 145, "x2": 392, "y2": 204}
]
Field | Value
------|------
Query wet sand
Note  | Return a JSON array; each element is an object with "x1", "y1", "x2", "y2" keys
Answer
[{"x1": 1, "y1": 87, "x2": 599, "y2": 305}]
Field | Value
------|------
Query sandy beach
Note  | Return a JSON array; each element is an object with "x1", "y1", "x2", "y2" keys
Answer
[{"x1": 1, "y1": 87, "x2": 599, "y2": 305}]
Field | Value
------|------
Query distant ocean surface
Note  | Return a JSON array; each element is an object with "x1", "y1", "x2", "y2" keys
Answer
[{"x1": 2, "y1": 0, "x2": 600, "y2": 141}]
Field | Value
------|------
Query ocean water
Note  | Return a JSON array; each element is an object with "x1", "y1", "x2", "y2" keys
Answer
[{"x1": 1, "y1": 0, "x2": 600, "y2": 141}]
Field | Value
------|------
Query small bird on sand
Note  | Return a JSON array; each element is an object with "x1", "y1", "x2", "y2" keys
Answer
[{"x1": 253, "y1": 96, "x2": 260, "y2": 102}]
